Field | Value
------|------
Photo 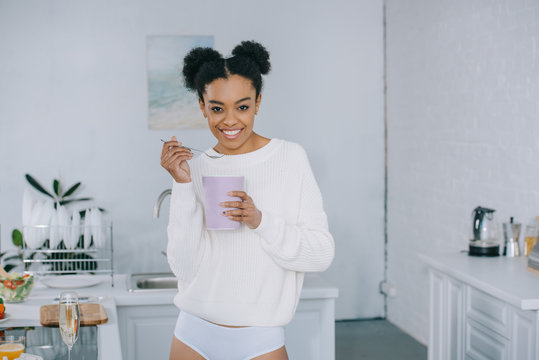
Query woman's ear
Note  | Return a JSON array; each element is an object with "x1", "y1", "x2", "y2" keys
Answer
[
  {"x1": 255, "y1": 93, "x2": 262, "y2": 115},
  {"x1": 199, "y1": 98, "x2": 207, "y2": 118}
]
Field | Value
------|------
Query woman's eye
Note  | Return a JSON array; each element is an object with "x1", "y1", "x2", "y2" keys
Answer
[
  {"x1": 238, "y1": 105, "x2": 249, "y2": 111},
  {"x1": 211, "y1": 106, "x2": 223, "y2": 112}
]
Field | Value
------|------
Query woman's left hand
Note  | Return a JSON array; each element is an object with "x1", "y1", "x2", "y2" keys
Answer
[{"x1": 220, "y1": 191, "x2": 262, "y2": 229}]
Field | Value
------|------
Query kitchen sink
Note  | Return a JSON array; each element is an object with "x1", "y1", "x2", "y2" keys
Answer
[{"x1": 127, "y1": 272, "x2": 177, "y2": 292}]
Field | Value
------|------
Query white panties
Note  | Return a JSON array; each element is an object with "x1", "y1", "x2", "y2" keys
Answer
[{"x1": 173, "y1": 311, "x2": 285, "y2": 360}]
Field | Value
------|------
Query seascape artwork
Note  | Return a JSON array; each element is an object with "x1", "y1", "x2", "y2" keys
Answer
[{"x1": 147, "y1": 35, "x2": 214, "y2": 129}]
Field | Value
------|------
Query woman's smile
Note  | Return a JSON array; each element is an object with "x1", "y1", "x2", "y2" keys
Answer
[{"x1": 220, "y1": 128, "x2": 243, "y2": 140}]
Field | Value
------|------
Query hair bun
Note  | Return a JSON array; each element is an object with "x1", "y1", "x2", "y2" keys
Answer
[
  {"x1": 231, "y1": 41, "x2": 271, "y2": 75},
  {"x1": 182, "y1": 47, "x2": 222, "y2": 90}
]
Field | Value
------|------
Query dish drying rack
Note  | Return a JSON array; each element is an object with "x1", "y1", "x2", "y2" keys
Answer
[{"x1": 20, "y1": 224, "x2": 114, "y2": 286}]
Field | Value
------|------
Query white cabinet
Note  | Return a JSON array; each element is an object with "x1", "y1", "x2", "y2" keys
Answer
[
  {"x1": 510, "y1": 308, "x2": 536, "y2": 360},
  {"x1": 117, "y1": 274, "x2": 338, "y2": 360},
  {"x1": 428, "y1": 269, "x2": 537, "y2": 360},
  {"x1": 118, "y1": 298, "x2": 336, "y2": 360},
  {"x1": 117, "y1": 304, "x2": 179, "y2": 360},
  {"x1": 429, "y1": 271, "x2": 465, "y2": 360},
  {"x1": 285, "y1": 297, "x2": 336, "y2": 360}
]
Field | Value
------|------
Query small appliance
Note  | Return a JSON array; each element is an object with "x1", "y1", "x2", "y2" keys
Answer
[
  {"x1": 469, "y1": 206, "x2": 500, "y2": 257},
  {"x1": 502, "y1": 217, "x2": 521, "y2": 257}
]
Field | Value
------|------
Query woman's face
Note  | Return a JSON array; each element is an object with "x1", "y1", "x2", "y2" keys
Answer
[{"x1": 199, "y1": 74, "x2": 261, "y2": 155}]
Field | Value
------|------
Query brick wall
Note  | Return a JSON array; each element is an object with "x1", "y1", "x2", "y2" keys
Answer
[{"x1": 386, "y1": 0, "x2": 539, "y2": 344}]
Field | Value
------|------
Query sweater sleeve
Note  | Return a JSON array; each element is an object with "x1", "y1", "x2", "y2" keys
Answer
[
  {"x1": 254, "y1": 149, "x2": 335, "y2": 272},
  {"x1": 166, "y1": 181, "x2": 208, "y2": 286}
]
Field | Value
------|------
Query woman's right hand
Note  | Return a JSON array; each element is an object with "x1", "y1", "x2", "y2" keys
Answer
[{"x1": 160, "y1": 136, "x2": 194, "y2": 183}]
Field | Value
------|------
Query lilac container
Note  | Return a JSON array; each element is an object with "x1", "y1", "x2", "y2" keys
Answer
[{"x1": 202, "y1": 176, "x2": 245, "y2": 230}]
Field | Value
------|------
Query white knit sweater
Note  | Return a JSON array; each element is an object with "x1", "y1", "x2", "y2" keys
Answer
[{"x1": 166, "y1": 138, "x2": 334, "y2": 327}]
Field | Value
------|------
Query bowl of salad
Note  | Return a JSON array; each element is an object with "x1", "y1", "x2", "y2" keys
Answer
[{"x1": 0, "y1": 273, "x2": 34, "y2": 303}]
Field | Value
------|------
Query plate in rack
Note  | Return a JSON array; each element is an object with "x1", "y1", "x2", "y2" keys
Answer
[{"x1": 40, "y1": 275, "x2": 103, "y2": 289}]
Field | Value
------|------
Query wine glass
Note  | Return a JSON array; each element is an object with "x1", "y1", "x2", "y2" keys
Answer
[{"x1": 59, "y1": 291, "x2": 80, "y2": 360}]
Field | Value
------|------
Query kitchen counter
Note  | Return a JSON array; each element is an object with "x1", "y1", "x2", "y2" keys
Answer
[
  {"x1": 114, "y1": 272, "x2": 338, "y2": 305},
  {"x1": 419, "y1": 252, "x2": 539, "y2": 310},
  {"x1": 5, "y1": 276, "x2": 122, "y2": 360},
  {"x1": 420, "y1": 252, "x2": 539, "y2": 359},
  {"x1": 4, "y1": 273, "x2": 338, "y2": 359}
]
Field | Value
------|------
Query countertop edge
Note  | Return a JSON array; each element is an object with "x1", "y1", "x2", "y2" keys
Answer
[
  {"x1": 97, "y1": 298, "x2": 123, "y2": 360},
  {"x1": 418, "y1": 252, "x2": 537, "y2": 310}
]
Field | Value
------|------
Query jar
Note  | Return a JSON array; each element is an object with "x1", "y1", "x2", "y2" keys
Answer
[{"x1": 524, "y1": 217, "x2": 539, "y2": 256}]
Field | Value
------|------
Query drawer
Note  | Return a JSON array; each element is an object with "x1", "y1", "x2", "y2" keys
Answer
[
  {"x1": 466, "y1": 287, "x2": 509, "y2": 338},
  {"x1": 465, "y1": 318, "x2": 510, "y2": 360}
]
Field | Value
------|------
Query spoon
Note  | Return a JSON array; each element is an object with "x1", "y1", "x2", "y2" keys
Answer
[{"x1": 160, "y1": 139, "x2": 223, "y2": 159}]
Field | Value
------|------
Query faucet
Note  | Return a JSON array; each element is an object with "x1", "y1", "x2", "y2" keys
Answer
[{"x1": 153, "y1": 189, "x2": 172, "y2": 218}]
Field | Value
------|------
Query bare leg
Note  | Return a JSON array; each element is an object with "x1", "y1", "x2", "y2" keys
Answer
[
  {"x1": 252, "y1": 346, "x2": 289, "y2": 360},
  {"x1": 169, "y1": 336, "x2": 206, "y2": 360}
]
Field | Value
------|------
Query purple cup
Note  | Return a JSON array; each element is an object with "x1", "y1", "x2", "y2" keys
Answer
[{"x1": 202, "y1": 176, "x2": 245, "y2": 230}]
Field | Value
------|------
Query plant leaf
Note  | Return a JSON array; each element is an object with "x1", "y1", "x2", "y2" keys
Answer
[
  {"x1": 4, "y1": 264, "x2": 16, "y2": 272},
  {"x1": 25, "y1": 174, "x2": 54, "y2": 198},
  {"x1": 59, "y1": 197, "x2": 92, "y2": 206},
  {"x1": 3, "y1": 255, "x2": 21, "y2": 262},
  {"x1": 12, "y1": 229, "x2": 23, "y2": 247},
  {"x1": 63, "y1": 182, "x2": 81, "y2": 197},
  {"x1": 53, "y1": 179, "x2": 62, "y2": 197}
]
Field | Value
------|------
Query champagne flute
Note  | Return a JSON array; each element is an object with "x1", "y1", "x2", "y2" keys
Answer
[{"x1": 59, "y1": 291, "x2": 80, "y2": 360}]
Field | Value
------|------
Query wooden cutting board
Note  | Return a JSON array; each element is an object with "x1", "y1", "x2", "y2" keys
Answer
[{"x1": 40, "y1": 303, "x2": 108, "y2": 327}]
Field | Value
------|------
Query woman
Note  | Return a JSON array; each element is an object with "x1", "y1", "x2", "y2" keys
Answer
[{"x1": 160, "y1": 41, "x2": 335, "y2": 360}]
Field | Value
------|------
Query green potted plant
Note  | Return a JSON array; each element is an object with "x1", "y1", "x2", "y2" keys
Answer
[
  {"x1": 0, "y1": 229, "x2": 24, "y2": 273},
  {"x1": 17, "y1": 174, "x2": 106, "y2": 274}
]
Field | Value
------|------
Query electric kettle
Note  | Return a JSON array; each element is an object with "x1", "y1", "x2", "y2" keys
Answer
[{"x1": 469, "y1": 206, "x2": 500, "y2": 256}]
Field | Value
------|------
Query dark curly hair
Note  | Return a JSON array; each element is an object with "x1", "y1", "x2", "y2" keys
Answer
[{"x1": 182, "y1": 40, "x2": 271, "y2": 102}]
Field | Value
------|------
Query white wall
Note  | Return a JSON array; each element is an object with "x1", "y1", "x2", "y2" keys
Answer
[
  {"x1": 386, "y1": 0, "x2": 539, "y2": 344},
  {"x1": 0, "y1": 0, "x2": 385, "y2": 319}
]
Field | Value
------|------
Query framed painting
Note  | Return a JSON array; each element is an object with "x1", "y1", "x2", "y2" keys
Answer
[{"x1": 147, "y1": 35, "x2": 214, "y2": 129}]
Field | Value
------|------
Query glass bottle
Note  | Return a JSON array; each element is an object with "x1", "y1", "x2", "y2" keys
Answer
[{"x1": 524, "y1": 217, "x2": 539, "y2": 256}]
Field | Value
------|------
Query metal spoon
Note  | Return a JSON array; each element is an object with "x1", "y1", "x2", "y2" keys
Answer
[{"x1": 160, "y1": 139, "x2": 223, "y2": 159}]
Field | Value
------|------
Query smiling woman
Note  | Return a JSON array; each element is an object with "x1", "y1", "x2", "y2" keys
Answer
[{"x1": 160, "y1": 41, "x2": 335, "y2": 360}]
